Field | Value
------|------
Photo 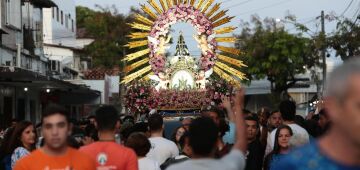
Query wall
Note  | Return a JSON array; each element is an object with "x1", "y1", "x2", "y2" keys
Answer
[
  {"x1": 42, "y1": 0, "x2": 76, "y2": 46},
  {"x1": 82, "y1": 80, "x2": 104, "y2": 104}
]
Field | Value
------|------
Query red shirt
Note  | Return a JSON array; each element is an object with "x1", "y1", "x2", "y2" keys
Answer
[
  {"x1": 80, "y1": 142, "x2": 138, "y2": 170},
  {"x1": 13, "y1": 147, "x2": 96, "y2": 170}
]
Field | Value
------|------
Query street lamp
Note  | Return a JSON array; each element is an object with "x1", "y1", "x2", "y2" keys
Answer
[
  {"x1": 46, "y1": 89, "x2": 51, "y2": 93},
  {"x1": 24, "y1": 87, "x2": 28, "y2": 92}
]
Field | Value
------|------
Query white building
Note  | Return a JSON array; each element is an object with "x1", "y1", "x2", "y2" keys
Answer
[{"x1": 0, "y1": 0, "x2": 99, "y2": 128}]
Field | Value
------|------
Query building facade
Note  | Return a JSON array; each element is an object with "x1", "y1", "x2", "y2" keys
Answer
[{"x1": 0, "y1": 0, "x2": 99, "y2": 128}]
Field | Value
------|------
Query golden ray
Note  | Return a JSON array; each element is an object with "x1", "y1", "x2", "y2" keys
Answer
[
  {"x1": 128, "y1": 23, "x2": 151, "y2": 31},
  {"x1": 159, "y1": 0, "x2": 167, "y2": 11},
  {"x1": 206, "y1": 3, "x2": 221, "y2": 18},
  {"x1": 140, "y1": 72, "x2": 154, "y2": 81},
  {"x1": 166, "y1": 0, "x2": 173, "y2": 9},
  {"x1": 196, "y1": 0, "x2": 206, "y2": 9},
  {"x1": 147, "y1": 0, "x2": 163, "y2": 14},
  {"x1": 217, "y1": 46, "x2": 241, "y2": 55},
  {"x1": 215, "y1": 37, "x2": 237, "y2": 43},
  {"x1": 215, "y1": 62, "x2": 247, "y2": 80},
  {"x1": 121, "y1": 65, "x2": 152, "y2": 84},
  {"x1": 123, "y1": 49, "x2": 151, "y2": 61},
  {"x1": 178, "y1": 0, "x2": 183, "y2": 4},
  {"x1": 213, "y1": 16, "x2": 235, "y2": 28},
  {"x1": 173, "y1": 0, "x2": 177, "y2": 5},
  {"x1": 213, "y1": 66, "x2": 241, "y2": 86},
  {"x1": 210, "y1": 10, "x2": 228, "y2": 22},
  {"x1": 141, "y1": 4, "x2": 158, "y2": 20},
  {"x1": 217, "y1": 54, "x2": 247, "y2": 68},
  {"x1": 190, "y1": 0, "x2": 196, "y2": 6},
  {"x1": 134, "y1": 14, "x2": 154, "y2": 26},
  {"x1": 124, "y1": 58, "x2": 150, "y2": 73},
  {"x1": 124, "y1": 40, "x2": 149, "y2": 49},
  {"x1": 201, "y1": 0, "x2": 214, "y2": 13},
  {"x1": 214, "y1": 26, "x2": 237, "y2": 34},
  {"x1": 126, "y1": 32, "x2": 149, "y2": 40}
]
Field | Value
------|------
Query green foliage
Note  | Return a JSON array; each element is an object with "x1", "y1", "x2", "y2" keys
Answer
[
  {"x1": 76, "y1": 6, "x2": 139, "y2": 68},
  {"x1": 236, "y1": 16, "x2": 318, "y2": 96},
  {"x1": 329, "y1": 18, "x2": 360, "y2": 60}
]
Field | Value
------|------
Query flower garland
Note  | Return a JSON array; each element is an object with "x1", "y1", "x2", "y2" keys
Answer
[
  {"x1": 149, "y1": 3, "x2": 217, "y2": 74},
  {"x1": 125, "y1": 79, "x2": 234, "y2": 115}
]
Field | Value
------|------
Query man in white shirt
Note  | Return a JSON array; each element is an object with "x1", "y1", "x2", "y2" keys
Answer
[
  {"x1": 265, "y1": 100, "x2": 310, "y2": 156},
  {"x1": 168, "y1": 89, "x2": 247, "y2": 170},
  {"x1": 146, "y1": 113, "x2": 179, "y2": 165}
]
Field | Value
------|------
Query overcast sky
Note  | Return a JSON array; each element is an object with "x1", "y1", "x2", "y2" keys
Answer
[{"x1": 75, "y1": 0, "x2": 360, "y2": 66}]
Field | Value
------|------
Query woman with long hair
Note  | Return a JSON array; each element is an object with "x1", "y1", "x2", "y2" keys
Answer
[
  {"x1": 171, "y1": 126, "x2": 187, "y2": 151},
  {"x1": 8, "y1": 121, "x2": 36, "y2": 168},
  {"x1": 263, "y1": 125, "x2": 293, "y2": 170}
]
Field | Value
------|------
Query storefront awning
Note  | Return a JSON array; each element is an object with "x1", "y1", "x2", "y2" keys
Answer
[{"x1": 0, "y1": 66, "x2": 100, "y2": 98}]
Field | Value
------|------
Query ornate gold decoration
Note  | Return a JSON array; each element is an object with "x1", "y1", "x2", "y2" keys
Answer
[
  {"x1": 201, "y1": 0, "x2": 214, "y2": 13},
  {"x1": 128, "y1": 23, "x2": 151, "y2": 31},
  {"x1": 210, "y1": 10, "x2": 228, "y2": 22},
  {"x1": 213, "y1": 66, "x2": 241, "y2": 86},
  {"x1": 213, "y1": 16, "x2": 234, "y2": 28},
  {"x1": 134, "y1": 14, "x2": 154, "y2": 26},
  {"x1": 215, "y1": 37, "x2": 237, "y2": 43},
  {"x1": 166, "y1": 0, "x2": 173, "y2": 8},
  {"x1": 121, "y1": 65, "x2": 152, "y2": 84},
  {"x1": 126, "y1": 32, "x2": 149, "y2": 40},
  {"x1": 206, "y1": 3, "x2": 221, "y2": 17},
  {"x1": 196, "y1": 0, "x2": 206, "y2": 9},
  {"x1": 159, "y1": 0, "x2": 168, "y2": 11},
  {"x1": 124, "y1": 58, "x2": 150, "y2": 73},
  {"x1": 141, "y1": 72, "x2": 154, "y2": 81},
  {"x1": 148, "y1": 0, "x2": 163, "y2": 14},
  {"x1": 214, "y1": 26, "x2": 237, "y2": 34},
  {"x1": 217, "y1": 54, "x2": 247, "y2": 68},
  {"x1": 123, "y1": 0, "x2": 247, "y2": 84},
  {"x1": 217, "y1": 46, "x2": 241, "y2": 55},
  {"x1": 124, "y1": 40, "x2": 149, "y2": 49},
  {"x1": 141, "y1": 4, "x2": 158, "y2": 20},
  {"x1": 215, "y1": 62, "x2": 247, "y2": 80},
  {"x1": 123, "y1": 49, "x2": 151, "y2": 62}
]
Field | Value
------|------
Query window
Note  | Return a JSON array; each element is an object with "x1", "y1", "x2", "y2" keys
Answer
[
  {"x1": 61, "y1": 10, "x2": 63, "y2": 25},
  {"x1": 56, "y1": 7, "x2": 59, "y2": 21},
  {"x1": 71, "y1": 19, "x2": 74, "y2": 32},
  {"x1": 65, "y1": 15, "x2": 68, "y2": 28},
  {"x1": 5, "y1": 0, "x2": 21, "y2": 29},
  {"x1": 52, "y1": 7, "x2": 55, "y2": 18}
]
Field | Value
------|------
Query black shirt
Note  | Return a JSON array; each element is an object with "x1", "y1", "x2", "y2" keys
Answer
[{"x1": 245, "y1": 139, "x2": 265, "y2": 170}]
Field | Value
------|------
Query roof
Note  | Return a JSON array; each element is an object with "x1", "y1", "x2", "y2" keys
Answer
[
  {"x1": 83, "y1": 66, "x2": 121, "y2": 80},
  {"x1": 0, "y1": 66, "x2": 100, "y2": 96},
  {"x1": 26, "y1": 0, "x2": 57, "y2": 8}
]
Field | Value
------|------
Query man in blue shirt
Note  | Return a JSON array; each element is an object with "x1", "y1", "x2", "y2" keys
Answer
[{"x1": 272, "y1": 58, "x2": 360, "y2": 170}]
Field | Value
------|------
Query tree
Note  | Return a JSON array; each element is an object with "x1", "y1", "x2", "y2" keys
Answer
[
  {"x1": 329, "y1": 18, "x2": 360, "y2": 60},
  {"x1": 236, "y1": 16, "x2": 319, "y2": 102},
  {"x1": 76, "y1": 6, "x2": 138, "y2": 68}
]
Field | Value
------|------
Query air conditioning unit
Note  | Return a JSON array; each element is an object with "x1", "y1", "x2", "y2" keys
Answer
[{"x1": 50, "y1": 60, "x2": 61, "y2": 73}]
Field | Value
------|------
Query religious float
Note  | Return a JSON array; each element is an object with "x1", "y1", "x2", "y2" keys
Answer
[{"x1": 122, "y1": 0, "x2": 247, "y2": 116}]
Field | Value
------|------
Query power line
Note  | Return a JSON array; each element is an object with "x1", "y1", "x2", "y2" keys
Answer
[
  {"x1": 234, "y1": 0, "x2": 295, "y2": 16},
  {"x1": 340, "y1": 0, "x2": 354, "y2": 17},
  {"x1": 225, "y1": 0, "x2": 254, "y2": 9}
]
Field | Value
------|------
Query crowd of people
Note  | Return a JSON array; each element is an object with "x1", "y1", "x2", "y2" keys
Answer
[{"x1": 0, "y1": 58, "x2": 360, "y2": 170}]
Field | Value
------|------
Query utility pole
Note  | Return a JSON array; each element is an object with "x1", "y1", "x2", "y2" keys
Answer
[{"x1": 321, "y1": 10, "x2": 326, "y2": 95}]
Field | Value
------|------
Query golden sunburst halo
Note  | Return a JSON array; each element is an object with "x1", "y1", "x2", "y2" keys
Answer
[{"x1": 122, "y1": 0, "x2": 247, "y2": 85}]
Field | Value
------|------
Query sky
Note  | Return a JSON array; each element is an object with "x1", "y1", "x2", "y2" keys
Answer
[{"x1": 75, "y1": 0, "x2": 360, "y2": 67}]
